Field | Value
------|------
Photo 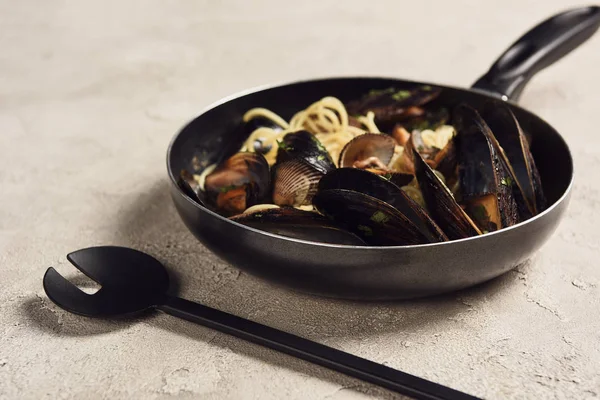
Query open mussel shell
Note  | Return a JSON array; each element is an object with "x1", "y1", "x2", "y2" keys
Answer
[
  {"x1": 230, "y1": 207, "x2": 365, "y2": 245},
  {"x1": 453, "y1": 104, "x2": 520, "y2": 231},
  {"x1": 243, "y1": 116, "x2": 285, "y2": 154},
  {"x1": 402, "y1": 107, "x2": 450, "y2": 132},
  {"x1": 203, "y1": 152, "x2": 271, "y2": 216},
  {"x1": 318, "y1": 168, "x2": 448, "y2": 243},
  {"x1": 275, "y1": 130, "x2": 335, "y2": 174},
  {"x1": 338, "y1": 133, "x2": 397, "y2": 170},
  {"x1": 178, "y1": 169, "x2": 209, "y2": 208},
  {"x1": 387, "y1": 172, "x2": 414, "y2": 188},
  {"x1": 479, "y1": 101, "x2": 546, "y2": 216},
  {"x1": 411, "y1": 141, "x2": 481, "y2": 240},
  {"x1": 272, "y1": 159, "x2": 322, "y2": 207},
  {"x1": 345, "y1": 85, "x2": 442, "y2": 130},
  {"x1": 313, "y1": 189, "x2": 430, "y2": 246},
  {"x1": 410, "y1": 129, "x2": 458, "y2": 194}
]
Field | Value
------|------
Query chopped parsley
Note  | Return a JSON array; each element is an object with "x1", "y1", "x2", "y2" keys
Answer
[
  {"x1": 311, "y1": 135, "x2": 328, "y2": 153},
  {"x1": 500, "y1": 177, "x2": 514, "y2": 186},
  {"x1": 219, "y1": 184, "x2": 239, "y2": 193},
  {"x1": 277, "y1": 139, "x2": 293, "y2": 152},
  {"x1": 391, "y1": 90, "x2": 411, "y2": 101},
  {"x1": 422, "y1": 85, "x2": 433, "y2": 91},
  {"x1": 370, "y1": 211, "x2": 390, "y2": 224},
  {"x1": 357, "y1": 225, "x2": 374, "y2": 237},
  {"x1": 368, "y1": 87, "x2": 396, "y2": 96}
]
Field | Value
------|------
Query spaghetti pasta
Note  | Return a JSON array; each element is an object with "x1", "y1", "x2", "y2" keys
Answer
[{"x1": 241, "y1": 96, "x2": 377, "y2": 166}]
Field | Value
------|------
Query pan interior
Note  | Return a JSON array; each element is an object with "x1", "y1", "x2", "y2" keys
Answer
[{"x1": 168, "y1": 77, "x2": 572, "y2": 214}]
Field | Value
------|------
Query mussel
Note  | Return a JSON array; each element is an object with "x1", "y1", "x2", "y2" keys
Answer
[
  {"x1": 230, "y1": 207, "x2": 365, "y2": 245},
  {"x1": 410, "y1": 140, "x2": 482, "y2": 240},
  {"x1": 272, "y1": 159, "x2": 322, "y2": 206},
  {"x1": 313, "y1": 189, "x2": 430, "y2": 246},
  {"x1": 313, "y1": 168, "x2": 448, "y2": 245},
  {"x1": 401, "y1": 108, "x2": 450, "y2": 132},
  {"x1": 346, "y1": 86, "x2": 442, "y2": 129},
  {"x1": 453, "y1": 104, "x2": 520, "y2": 232},
  {"x1": 478, "y1": 101, "x2": 546, "y2": 216},
  {"x1": 275, "y1": 130, "x2": 336, "y2": 174},
  {"x1": 178, "y1": 169, "x2": 208, "y2": 207},
  {"x1": 202, "y1": 152, "x2": 271, "y2": 216}
]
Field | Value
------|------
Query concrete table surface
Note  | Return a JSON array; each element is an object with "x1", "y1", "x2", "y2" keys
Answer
[{"x1": 1, "y1": 1, "x2": 599, "y2": 399}]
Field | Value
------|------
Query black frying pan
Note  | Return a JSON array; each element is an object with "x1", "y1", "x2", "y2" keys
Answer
[{"x1": 167, "y1": 6, "x2": 600, "y2": 300}]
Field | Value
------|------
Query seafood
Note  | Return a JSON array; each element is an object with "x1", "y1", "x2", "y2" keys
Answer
[
  {"x1": 179, "y1": 86, "x2": 546, "y2": 246},
  {"x1": 231, "y1": 207, "x2": 365, "y2": 245}
]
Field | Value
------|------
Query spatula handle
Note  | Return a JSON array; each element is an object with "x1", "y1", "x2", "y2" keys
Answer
[{"x1": 158, "y1": 295, "x2": 480, "y2": 400}]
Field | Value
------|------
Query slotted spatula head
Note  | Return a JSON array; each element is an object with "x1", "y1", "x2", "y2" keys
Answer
[{"x1": 43, "y1": 246, "x2": 170, "y2": 317}]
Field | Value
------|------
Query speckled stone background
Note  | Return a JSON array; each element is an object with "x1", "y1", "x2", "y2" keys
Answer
[{"x1": 1, "y1": 1, "x2": 599, "y2": 399}]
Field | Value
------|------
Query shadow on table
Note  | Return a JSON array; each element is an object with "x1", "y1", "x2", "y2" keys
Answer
[
  {"x1": 110, "y1": 179, "x2": 526, "y2": 337},
  {"x1": 20, "y1": 273, "x2": 144, "y2": 336},
  {"x1": 22, "y1": 178, "x2": 520, "y2": 399}
]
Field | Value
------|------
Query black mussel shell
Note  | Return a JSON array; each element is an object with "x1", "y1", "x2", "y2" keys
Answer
[
  {"x1": 402, "y1": 108, "x2": 450, "y2": 132},
  {"x1": 230, "y1": 207, "x2": 365, "y2": 245},
  {"x1": 479, "y1": 101, "x2": 546, "y2": 216},
  {"x1": 412, "y1": 141, "x2": 481, "y2": 240},
  {"x1": 347, "y1": 86, "x2": 441, "y2": 118},
  {"x1": 318, "y1": 168, "x2": 448, "y2": 243},
  {"x1": 272, "y1": 159, "x2": 323, "y2": 207},
  {"x1": 453, "y1": 104, "x2": 520, "y2": 231},
  {"x1": 387, "y1": 172, "x2": 414, "y2": 188},
  {"x1": 244, "y1": 116, "x2": 284, "y2": 154},
  {"x1": 431, "y1": 139, "x2": 457, "y2": 184},
  {"x1": 313, "y1": 189, "x2": 431, "y2": 246},
  {"x1": 275, "y1": 130, "x2": 335, "y2": 174},
  {"x1": 178, "y1": 169, "x2": 211, "y2": 208},
  {"x1": 338, "y1": 133, "x2": 397, "y2": 170},
  {"x1": 203, "y1": 152, "x2": 270, "y2": 216}
]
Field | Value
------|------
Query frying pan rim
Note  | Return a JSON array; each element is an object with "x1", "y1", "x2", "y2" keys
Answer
[{"x1": 166, "y1": 75, "x2": 574, "y2": 250}]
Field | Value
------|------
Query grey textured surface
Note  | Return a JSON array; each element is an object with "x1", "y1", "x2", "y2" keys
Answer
[{"x1": 1, "y1": 1, "x2": 599, "y2": 399}]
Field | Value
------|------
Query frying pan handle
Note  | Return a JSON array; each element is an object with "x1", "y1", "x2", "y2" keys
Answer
[{"x1": 471, "y1": 5, "x2": 600, "y2": 102}]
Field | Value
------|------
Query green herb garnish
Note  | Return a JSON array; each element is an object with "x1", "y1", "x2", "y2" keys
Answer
[
  {"x1": 368, "y1": 87, "x2": 396, "y2": 96},
  {"x1": 370, "y1": 211, "x2": 390, "y2": 224},
  {"x1": 277, "y1": 139, "x2": 293, "y2": 152},
  {"x1": 357, "y1": 225, "x2": 374, "y2": 237},
  {"x1": 391, "y1": 90, "x2": 411, "y2": 101},
  {"x1": 219, "y1": 184, "x2": 239, "y2": 193},
  {"x1": 500, "y1": 177, "x2": 514, "y2": 186}
]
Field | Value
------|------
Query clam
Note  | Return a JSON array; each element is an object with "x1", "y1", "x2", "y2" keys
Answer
[
  {"x1": 453, "y1": 104, "x2": 520, "y2": 232},
  {"x1": 230, "y1": 207, "x2": 365, "y2": 245},
  {"x1": 411, "y1": 140, "x2": 482, "y2": 240},
  {"x1": 203, "y1": 152, "x2": 270, "y2": 216},
  {"x1": 478, "y1": 101, "x2": 546, "y2": 216},
  {"x1": 338, "y1": 133, "x2": 397, "y2": 171},
  {"x1": 272, "y1": 159, "x2": 322, "y2": 207}
]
